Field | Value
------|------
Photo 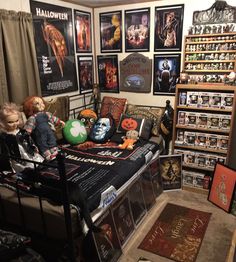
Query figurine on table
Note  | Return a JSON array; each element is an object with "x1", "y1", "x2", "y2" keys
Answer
[
  {"x1": 90, "y1": 84, "x2": 101, "y2": 115},
  {"x1": 23, "y1": 96, "x2": 65, "y2": 160},
  {"x1": 0, "y1": 103, "x2": 44, "y2": 173}
]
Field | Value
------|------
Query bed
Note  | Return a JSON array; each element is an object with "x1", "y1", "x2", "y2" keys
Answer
[{"x1": 0, "y1": 95, "x2": 169, "y2": 261}]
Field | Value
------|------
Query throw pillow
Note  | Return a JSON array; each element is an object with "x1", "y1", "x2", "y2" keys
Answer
[
  {"x1": 100, "y1": 96, "x2": 127, "y2": 127},
  {"x1": 117, "y1": 114, "x2": 153, "y2": 140},
  {"x1": 126, "y1": 104, "x2": 164, "y2": 136}
]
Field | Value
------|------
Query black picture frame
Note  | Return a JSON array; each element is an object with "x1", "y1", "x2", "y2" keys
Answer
[
  {"x1": 125, "y1": 8, "x2": 150, "y2": 52},
  {"x1": 100, "y1": 11, "x2": 122, "y2": 53},
  {"x1": 74, "y1": 10, "x2": 92, "y2": 53},
  {"x1": 77, "y1": 55, "x2": 93, "y2": 94},
  {"x1": 153, "y1": 53, "x2": 181, "y2": 96},
  {"x1": 154, "y1": 4, "x2": 184, "y2": 52},
  {"x1": 97, "y1": 55, "x2": 119, "y2": 93},
  {"x1": 159, "y1": 154, "x2": 182, "y2": 191},
  {"x1": 208, "y1": 163, "x2": 236, "y2": 213}
]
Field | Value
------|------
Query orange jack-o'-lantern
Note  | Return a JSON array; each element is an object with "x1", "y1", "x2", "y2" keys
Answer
[{"x1": 121, "y1": 118, "x2": 138, "y2": 131}]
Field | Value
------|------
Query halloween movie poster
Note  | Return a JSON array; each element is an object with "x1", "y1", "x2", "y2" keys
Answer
[{"x1": 30, "y1": 0, "x2": 78, "y2": 96}]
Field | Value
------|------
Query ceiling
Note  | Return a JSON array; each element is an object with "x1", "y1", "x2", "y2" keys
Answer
[{"x1": 63, "y1": 0, "x2": 156, "y2": 8}]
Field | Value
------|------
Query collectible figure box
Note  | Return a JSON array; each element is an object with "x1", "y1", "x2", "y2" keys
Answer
[
  {"x1": 197, "y1": 113, "x2": 208, "y2": 128},
  {"x1": 196, "y1": 153, "x2": 207, "y2": 167},
  {"x1": 186, "y1": 91, "x2": 199, "y2": 107},
  {"x1": 179, "y1": 92, "x2": 187, "y2": 105},
  {"x1": 221, "y1": 93, "x2": 234, "y2": 109},
  {"x1": 220, "y1": 115, "x2": 231, "y2": 130},
  {"x1": 207, "y1": 114, "x2": 220, "y2": 129},
  {"x1": 177, "y1": 111, "x2": 186, "y2": 125},
  {"x1": 199, "y1": 92, "x2": 210, "y2": 108},
  {"x1": 183, "y1": 150, "x2": 196, "y2": 166},
  {"x1": 186, "y1": 112, "x2": 197, "y2": 127},
  {"x1": 175, "y1": 130, "x2": 185, "y2": 145},
  {"x1": 217, "y1": 135, "x2": 229, "y2": 150},
  {"x1": 196, "y1": 132, "x2": 207, "y2": 147},
  {"x1": 206, "y1": 134, "x2": 218, "y2": 148},
  {"x1": 209, "y1": 93, "x2": 221, "y2": 108},
  {"x1": 193, "y1": 173, "x2": 205, "y2": 188},
  {"x1": 206, "y1": 155, "x2": 218, "y2": 169},
  {"x1": 184, "y1": 131, "x2": 196, "y2": 146}
]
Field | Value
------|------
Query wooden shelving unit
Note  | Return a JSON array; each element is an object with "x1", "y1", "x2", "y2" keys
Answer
[{"x1": 173, "y1": 84, "x2": 236, "y2": 193}]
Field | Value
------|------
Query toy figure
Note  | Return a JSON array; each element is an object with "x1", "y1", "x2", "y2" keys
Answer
[
  {"x1": 23, "y1": 96, "x2": 65, "y2": 160},
  {"x1": 118, "y1": 130, "x2": 139, "y2": 150},
  {"x1": 90, "y1": 84, "x2": 101, "y2": 115},
  {"x1": 0, "y1": 103, "x2": 44, "y2": 172}
]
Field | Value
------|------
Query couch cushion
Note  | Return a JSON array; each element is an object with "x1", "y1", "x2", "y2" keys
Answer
[
  {"x1": 126, "y1": 104, "x2": 164, "y2": 136},
  {"x1": 100, "y1": 96, "x2": 127, "y2": 127}
]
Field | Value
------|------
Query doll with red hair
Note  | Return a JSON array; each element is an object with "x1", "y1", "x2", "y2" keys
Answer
[
  {"x1": 23, "y1": 96, "x2": 65, "y2": 160},
  {"x1": 0, "y1": 102, "x2": 44, "y2": 172}
]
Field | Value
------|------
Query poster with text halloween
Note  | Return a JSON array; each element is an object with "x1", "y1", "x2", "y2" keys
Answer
[{"x1": 30, "y1": 0, "x2": 78, "y2": 96}]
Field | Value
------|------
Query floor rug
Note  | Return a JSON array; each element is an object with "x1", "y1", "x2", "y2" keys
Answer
[{"x1": 138, "y1": 203, "x2": 212, "y2": 262}]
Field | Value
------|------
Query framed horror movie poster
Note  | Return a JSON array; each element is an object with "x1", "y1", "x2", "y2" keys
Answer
[
  {"x1": 77, "y1": 55, "x2": 93, "y2": 94},
  {"x1": 74, "y1": 10, "x2": 92, "y2": 53},
  {"x1": 100, "y1": 11, "x2": 122, "y2": 53},
  {"x1": 30, "y1": 0, "x2": 78, "y2": 96},
  {"x1": 125, "y1": 8, "x2": 150, "y2": 52},
  {"x1": 153, "y1": 53, "x2": 180, "y2": 95},
  {"x1": 154, "y1": 4, "x2": 184, "y2": 52},
  {"x1": 97, "y1": 55, "x2": 119, "y2": 93}
]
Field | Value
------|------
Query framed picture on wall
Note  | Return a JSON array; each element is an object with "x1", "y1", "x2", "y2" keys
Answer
[
  {"x1": 77, "y1": 55, "x2": 93, "y2": 94},
  {"x1": 100, "y1": 11, "x2": 122, "y2": 53},
  {"x1": 154, "y1": 4, "x2": 184, "y2": 52},
  {"x1": 153, "y1": 53, "x2": 181, "y2": 95},
  {"x1": 74, "y1": 10, "x2": 92, "y2": 53},
  {"x1": 125, "y1": 8, "x2": 150, "y2": 52},
  {"x1": 208, "y1": 163, "x2": 236, "y2": 212},
  {"x1": 97, "y1": 55, "x2": 119, "y2": 93}
]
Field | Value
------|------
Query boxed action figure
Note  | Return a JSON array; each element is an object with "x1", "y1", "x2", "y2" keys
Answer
[
  {"x1": 186, "y1": 91, "x2": 199, "y2": 107},
  {"x1": 221, "y1": 93, "x2": 234, "y2": 109},
  {"x1": 209, "y1": 93, "x2": 221, "y2": 108},
  {"x1": 184, "y1": 131, "x2": 196, "y2": 145},
  {"x1": 197, "y1": 113, "x2": 208, "y2": 128}
]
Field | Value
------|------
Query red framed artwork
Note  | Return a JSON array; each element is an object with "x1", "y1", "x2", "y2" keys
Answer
[{"x1": 208, "y1": 163, "x2": 236, "y2": 212}]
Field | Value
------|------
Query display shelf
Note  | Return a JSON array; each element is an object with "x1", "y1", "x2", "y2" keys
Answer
[
  {"x1": 173, "y1": 84, "x2": 236, "y2": 194},
  {"x1": 175, "y1": 144, "x2": 227, "y2": 154},
  {"x1": 183, "y1": 32, "x2": 236, "y2": 83},
  {"x1": 182, "y1": 185, "x2": 209, "y2": 195}
]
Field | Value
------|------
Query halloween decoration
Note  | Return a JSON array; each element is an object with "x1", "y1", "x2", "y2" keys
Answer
[
  {"x1": 63, "y1": 120, "x2": 87, "y2": 145},
  {"x1": 118, "y1": 130, "x2": 139, "y2": 150},
  {"x1": 121, "y1": 117, "x2": 138, "y2": 131},
  {"x1": 89, "y1": 115, "x2": 115, "y2": 143},
  {"x1": 160, "y1": 100, "x2": 174, "y2": 154},
  {"x1": 0, "y1": 103, "x2": 44, "y2": 172},
  {"x1": 78, "y1": 109, "x2": 98, "y2": 133},
  {"x1": 23, "y1": 96, "x2": 65, "y2": 160}
]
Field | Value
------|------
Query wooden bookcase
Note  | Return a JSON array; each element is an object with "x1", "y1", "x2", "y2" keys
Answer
[
  {"x1": 172, "y1": 84, "x2": 236, "y2": 193},
  {"x1": 183, "y1": 32, "x2": 236, "y2": 83}
]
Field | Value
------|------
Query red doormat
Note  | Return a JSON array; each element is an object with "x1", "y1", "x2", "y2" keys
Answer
[{"x1": 138, "y1": 203, "x2": 211, "y2": 262}]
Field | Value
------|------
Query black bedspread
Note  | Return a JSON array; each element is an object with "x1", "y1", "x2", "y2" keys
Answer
[{"x1": 60, "y1": 141, "x2": 159, "y2": 211}]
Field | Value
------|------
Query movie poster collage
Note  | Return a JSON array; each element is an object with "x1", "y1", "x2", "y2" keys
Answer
[
  {"x1": 91, "y1": 159, "x2": 163, "y2": 262},
  {"x1": 92, "y1": 153, "x2": 187, "y2": 261}
]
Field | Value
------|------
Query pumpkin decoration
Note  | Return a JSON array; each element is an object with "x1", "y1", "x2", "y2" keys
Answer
[{"x1": 121, "y1": 117, "x2": 138, "y2": 131}]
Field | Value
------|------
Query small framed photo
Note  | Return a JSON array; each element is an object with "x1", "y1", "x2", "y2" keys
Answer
[
  {"x1": 77, "y1": 55, "x2": 93, "y2": 94},
  {"x1": 100, "y1": 11, "x2": 122, "y2": 53},
  {"x1": 154, "y1": 4, "x2": 184, "y2": 52},
  {"x1": 153, "y1": 54, "x2": 181, "y2": 95},
  {"x1": 125, "y1": 8, "x2": 150, "y2": 52},
  {"x1": 159, "y1": 154, "x2": 182, "y2": 191},
  {"x1": 74, "y1": 10, "x2": 92, "y2": 53},
  {"x1": 97, "y1": 55, "x2": 119, "y2": 93},
  {"x1": 208, "y1": 163, "x2": 236, "y2": 212}
]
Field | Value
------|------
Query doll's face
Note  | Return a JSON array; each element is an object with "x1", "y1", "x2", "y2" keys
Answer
[
  {"x1": 32, "y1": 97, "x2": 45, "y2": 112},
  {"x1": 5, "y1": 113, "x2": 20, "y2": 132}
]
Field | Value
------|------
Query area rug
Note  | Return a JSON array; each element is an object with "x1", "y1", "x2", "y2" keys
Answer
[{"x1": 138, "y1": 203, "x2": 212, "y2": 262}]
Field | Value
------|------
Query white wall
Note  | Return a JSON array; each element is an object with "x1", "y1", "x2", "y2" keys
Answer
[
  {"x1": 94, "y1": 0, "x2": 236, "y2": 108},
  {"x1": 1, "y1": 0, "x2": 236, "y2": 109}
]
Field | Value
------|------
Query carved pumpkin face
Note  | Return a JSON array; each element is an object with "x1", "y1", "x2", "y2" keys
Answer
[{"x1": 121, "y1": 118, "x2": 138, "y2": 131}]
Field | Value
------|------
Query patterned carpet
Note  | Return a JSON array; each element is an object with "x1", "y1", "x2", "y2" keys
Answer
[{"x1": 119, "y1": 190, "x2": 236, "y2": 262}]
